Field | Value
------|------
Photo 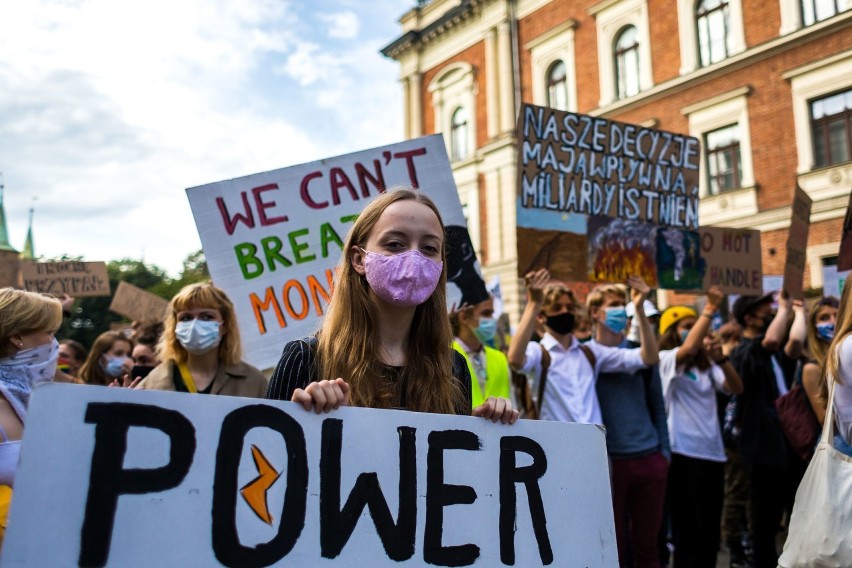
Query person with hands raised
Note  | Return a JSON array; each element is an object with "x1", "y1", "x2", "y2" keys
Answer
[
  {"x1": 657, "y1": 285, "x2": 742, "y2": 568},
  {"x1": 508, "y1": 269, "x2": 656, "y2": 424},
  {"x1": 267, "y1": 188, "x2": 518, "y2": 425}
]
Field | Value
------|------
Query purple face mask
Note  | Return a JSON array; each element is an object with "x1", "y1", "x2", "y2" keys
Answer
[{"x1": 360, "y1": 248, "x2": 443, "y2": 307}]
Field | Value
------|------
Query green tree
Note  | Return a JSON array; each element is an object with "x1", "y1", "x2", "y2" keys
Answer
[{"x1": 150, "y1": 249, "x2": 209, "y2": 299}]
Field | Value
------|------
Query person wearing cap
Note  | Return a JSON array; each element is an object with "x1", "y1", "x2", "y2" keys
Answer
[
  {"x1": 588, "y1": 283, "x2": 667, "y2": 568},
  {"x1": 657, "y1": 285, "x2": 742, "y2": 568},
  {"x1": 626, "y1": 299, "x2": 661, "y2": 345},
  {"x1": 728, "y1": 290, "x2": 795, "y2": 568}
]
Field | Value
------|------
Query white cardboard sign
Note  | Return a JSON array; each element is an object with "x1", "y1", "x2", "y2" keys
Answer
[
  {"x1": 3, "y1": 384, "x2": 617, "y2": 567},
  {"x1": 186, "y1": 135, "x2": 480, "y2": 371}
]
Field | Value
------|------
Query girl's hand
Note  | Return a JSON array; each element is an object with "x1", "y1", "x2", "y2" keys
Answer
[
  {"x1": 473, "y1": 396, "x2": 520, "y2": 424},
  {"x1": 109, "y1": 374, "x2": 144, "y2": 388},
  {"x1": 704, "y1": 335, "x2": 724, "y2": 362},
  {"x1": 292, "y1": 379, "x2": 350, "y2": 413},
  {"x1": 706, "y1": 285, "x2": 724, "y2": 309}
]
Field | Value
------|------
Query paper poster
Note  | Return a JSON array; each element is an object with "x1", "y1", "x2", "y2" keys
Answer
[
  {"x1": 186, "y1": 135, "x2": 486, "y2": 370},
  {"x1": 4, "y1": 384, "x2": 618, "y2": 567},
  {"x1": 109, "y1": 281, "x2": 170, "y2": 322},
  {"x1": 783, "y1": 186, "x2": 813, "y2": 299},
  {"x1": 699, "y1": 227, "x2": 763, "y2": 295}
]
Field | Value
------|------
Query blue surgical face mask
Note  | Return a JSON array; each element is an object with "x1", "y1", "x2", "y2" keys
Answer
[
  {"x1": 604, "y1": 306, "x2": 628, "y2": 334},
  {"x1": 102, "y1": 355, "x2": 128, "y2": 378},
  {"x1": 175, "y1": 319, "x2": 221, "y2": 355},
  {"x1": 679, "y1": 329, "x2": 690, "y2": 344},
  {"x1": 816, "y1": 322, "x2": 835, "y2": 342},
  {"x1": 473, "y1": 317, "x2": 497, "y2": 344}
]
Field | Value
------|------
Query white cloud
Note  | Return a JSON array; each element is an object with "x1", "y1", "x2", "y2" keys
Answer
[{"x1": 319, "y1": 10, "x2": 360, "y2": 40}]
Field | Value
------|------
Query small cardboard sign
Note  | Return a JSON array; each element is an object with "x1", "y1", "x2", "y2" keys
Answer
[
  {"x1": 783, "y1": 186, "x2": 813, "y2": 299},
  {"x1": 4, "y1": 384, "x2": 617, "y2": 567},
  {"x1": 838, "y1": 191, "x2": 852, "y2": 272},
  {"x1": 20, "y1": 261, "x2": 110, "y2": 297},
  {"x1": 700, "y1": 227, "x2": 763, "y2": 295},
  {"x1": 108, "y1": 281, "x2": 169, "y2": 322}
]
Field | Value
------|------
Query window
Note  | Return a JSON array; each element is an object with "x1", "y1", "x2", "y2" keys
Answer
[
  {"x1": 801, "y1": 0, "x2": 847, "y2": 26},
  {"x1": 697, "y1": 0, "x2": 730, "y2": 66},
  {"x1": 614, "y1": 26, "x2": 640, "y2": 99},
  {"x1": 811, "y1": 89, "x2": 852, "y2": 167},
  {"x1": 704, "y1": 124, "x2": 742, "y2": 194},
  {"x1": 450, "y1": 107, "x2": 469, "y2": 162},
  {"x1": 547, "y1": 60, "x2": 568, "y2": 110}
]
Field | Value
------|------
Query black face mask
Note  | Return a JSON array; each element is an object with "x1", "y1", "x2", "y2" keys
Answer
[
  {"x1": 546, "y1": 312, "x2": 576, "y2": 335},
  {"x1": 131, "y1": 365, "x2": 155, "y2": 380}
]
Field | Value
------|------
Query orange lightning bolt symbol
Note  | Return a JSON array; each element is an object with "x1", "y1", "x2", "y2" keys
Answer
[{"x1": 240, "y1": 445, "x2": 281, "y2": 525}]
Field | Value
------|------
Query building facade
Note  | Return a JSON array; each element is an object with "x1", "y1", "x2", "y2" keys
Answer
[{"x1": 383, "y1": 0, "x2": 852, "y2": 317}]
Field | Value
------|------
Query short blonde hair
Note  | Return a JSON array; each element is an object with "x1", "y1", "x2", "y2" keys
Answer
[
  {"x1": 586, "y1": 284, "x2": 628, "y2": 311},
  {"x1": 0, "y1": 288, "x2": 62, "y2": 357},
  {"x1": 159, "y1": 282, "x2": 242, "y2": 366}
]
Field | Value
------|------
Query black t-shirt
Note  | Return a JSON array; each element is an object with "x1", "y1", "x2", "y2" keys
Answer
[
  {"x1": 172, "y1": 361, "x2": 215, "y2": 394},
  {"x1": 266, "y1": 338, "x2": 473, "y2": 415}
]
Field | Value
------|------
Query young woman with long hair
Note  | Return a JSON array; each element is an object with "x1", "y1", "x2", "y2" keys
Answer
[
  {"x1": 823, "y1": 277, "x2": 852, "y2": 454},
  {"x1": 267, "y1": 188, "x2": 517, "y2": 423},
  {"x1": 800, "y1": 296, "x2": 839, "y2": 425},
  {"x1": 78, "y1": 331, "x2": 133, "y2": 386},
  {"x1": 137, "y1": 283, "x2": 267, "y2": 397}
]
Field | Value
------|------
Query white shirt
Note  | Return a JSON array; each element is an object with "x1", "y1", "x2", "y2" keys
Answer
[
  {"x1": 518, "y1": 335, "x2": 645, "y2": 424},
  {"x1": 659, "y1": 348, "x2": 729, "y2": 462},
  {"x1": 833, "y1": 335, "x2": 852, "y2": 444}
]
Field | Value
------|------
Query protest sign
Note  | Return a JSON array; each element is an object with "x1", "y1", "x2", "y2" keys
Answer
[
  {"x1": 699, "y1": 227, "x2": 763, "y2": 295},
  {"x1": 109, "y1": 281, "x2": 170, "y2": 322},
  {"x1": 186, "y1": 135, "x2": 486, "y2": 371},
  {"x1": 839, "y1": 191, "x2": 852, "y2": 272},
  {"x1": 783, "y1": 186, "x2": 813, "y2": 299},
  {"x1": 4, "y1": 384, "x2": 617, "y2": 567},
  {"x1": 516, "y1": 104, "x2": 701, "y2": 288},
  {"x1": 20, "y1": 260, "x2": 110, "y2": 297}
]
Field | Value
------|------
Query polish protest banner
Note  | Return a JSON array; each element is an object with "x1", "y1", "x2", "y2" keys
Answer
[
  {"x1": 783, "y1": 186, "x2": 813, "y2": 299},
  {"x1": 4, "y1": 384, "x2": 617, "y2": 567},
  {"x1": 20, "y1": 260, "x2": 110, "y2": 297},
  {"x1": 516, "y1": 103, "x2": 703, "y2": 289},
  {"x1": 699, "y1": 227, "x2": 763, "y2": 295},
  {"x1": 109, "y1": 281, "x2": 170, "y2": 322},
  {"x1": 186, "y1": 135, "x2": 486, "y2": 371}
]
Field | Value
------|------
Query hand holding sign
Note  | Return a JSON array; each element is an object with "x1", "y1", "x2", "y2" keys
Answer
[
  {"x1": 292, "y1": 378, "x2": 350, "y2": 413},
  {"x1": 524, "y1": 269, "x2": 551, "y2": 304},
  {"x1": 627, "y1": 275, "x2": 650, "y2": 307},
  {"x1": 472, "y1": 396, "x2": 520, "y2": 424}
]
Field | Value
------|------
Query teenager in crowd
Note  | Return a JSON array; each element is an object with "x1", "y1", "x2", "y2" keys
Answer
[
  {"x1": 823, "y1": 278, "x2": 852, "y2": 455},
  {"x1": 78, "y1": 331, "x2": 132, "y2": 386},
  {"x1": 658, "y1": 286, "x2": 742, "y2": 568},
  {"x1": 58, "y1": 339, "x2": 86, "y2": 377},
  {"x1": 137, "y1": 283, "x2": 267, "y2": 397},
  {"x1": 452, "y1": 295, "x2": 514, "y2": 409},
  {"x1": 589, "y1": 284, "x2": 667, "y2": 568},
  {"x1": 507, "y1": 269, "x2": 658, "y2": 424},
  {"x1": 801, "y1": 296, "x2": 839, "y2": 425},
  {"x1": 267, "y1": 188, "x2": 517, "y2": 423}
]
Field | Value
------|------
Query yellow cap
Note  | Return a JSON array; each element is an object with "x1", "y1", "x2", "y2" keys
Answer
[{"x1": 659, "y1": 306, "x2": 698, "y2": 335}]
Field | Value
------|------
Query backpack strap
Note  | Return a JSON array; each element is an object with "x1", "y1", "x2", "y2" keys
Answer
[{"x1": 578, "y1": 344, "x2": 596, "y2": 370}]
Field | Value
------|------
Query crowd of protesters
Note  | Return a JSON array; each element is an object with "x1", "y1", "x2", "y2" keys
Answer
[{"x1": 0, "y1": 187, "x2": 850, "y2": 566}]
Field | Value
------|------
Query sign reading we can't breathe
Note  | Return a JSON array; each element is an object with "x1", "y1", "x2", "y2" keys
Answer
[
  {"x1": 187, "y1": 135, "x2": 486, "y2": 371},
  {"x1": 3, "y1": 385, "x2": 617, "y2": 567}
]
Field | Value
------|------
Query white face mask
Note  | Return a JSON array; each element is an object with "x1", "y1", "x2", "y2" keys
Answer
[
  {"x1": 175, "y1": 320, "x2": 221, "y2": 355},
  {"x1": 0, "y1": 337, "x2": 60, "y2": 388}
]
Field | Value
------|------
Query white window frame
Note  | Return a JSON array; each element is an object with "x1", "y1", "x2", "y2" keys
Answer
[
  {"x1": 682, "y1": 87, "x2": 756, "y2": 225},
  {"x1": 780, "y1": 0, "x2": 851, "y2": 34},
  {"x1": 428, "y1": 62, "x2": 478, "y2": 163},
  {"x1": 677, "y1": 0, "x2": 746, "y2": 74},
  {"x1": 527, "y1": 20, "x2": 578, "y2": 112},
  {"x1": 590, "y1": 0, "x2": 654, "y2": 106}
]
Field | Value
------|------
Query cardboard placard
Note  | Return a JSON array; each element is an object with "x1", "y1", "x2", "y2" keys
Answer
[
  {"x1": 4, "y1": 384, "x2": 617, "y2": 567},
  {"x1": 700, "y1": 227, "x2": 763, "y2": 295},
  {"x1": 516, "y1": 104, "x2": 702, "y2": 288},
  {"x1": 20, "y1": 261, "x2": 110, "y2": 297},
  {"x1": 186, "y1": 135, "x2": 486, "y2": 371},
  {"x1": 783, "y1": 186, "x2": 813, "y2": 299},
  {"x1": 108, "y1": 281, "x2": 169, "y2": 322},
  {"x1": 838, "y1": 191, "x2": 852, "y2": 272}
]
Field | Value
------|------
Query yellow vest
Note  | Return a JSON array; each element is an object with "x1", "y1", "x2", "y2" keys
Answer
[{"x1": 452, "y1": 341, "x2": 511, "y2": 408}]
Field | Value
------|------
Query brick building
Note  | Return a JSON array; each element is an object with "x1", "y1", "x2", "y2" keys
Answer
[{"x1": 382, "y1": 0, "x2": 851, "y2": 317}]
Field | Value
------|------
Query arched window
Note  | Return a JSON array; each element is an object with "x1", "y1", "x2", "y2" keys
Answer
[
  {"x1": 696, "y1": 0, "x2": 730, "y2": 67},
  {"x1": 546, "y1": 60, "x2": 568, "y2": 111},
  {"x1": 450, "y1": 107, "x2": 469, "y2": 162},
  {"x1": 614, "y1": 26, "x2": 640, "y2": 100}
]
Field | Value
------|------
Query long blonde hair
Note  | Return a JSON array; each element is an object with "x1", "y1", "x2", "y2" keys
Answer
[
  {"x1": 824, "y1": 278, "x2": 852, "y2": 389},
  {"x1": 159, "y1": 283, "x2": 242, "y2": 366},
  {"x1": 316, "y1": 188, "x2": 462, "y2": 414},
  {"x1": 0, "y1": 289, "x2": 62, "y2": 358}
]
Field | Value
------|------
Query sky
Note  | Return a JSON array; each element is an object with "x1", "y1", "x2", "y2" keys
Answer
[{"x1": 0, "y1": 0, "x2": 414, "y2": 276}]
